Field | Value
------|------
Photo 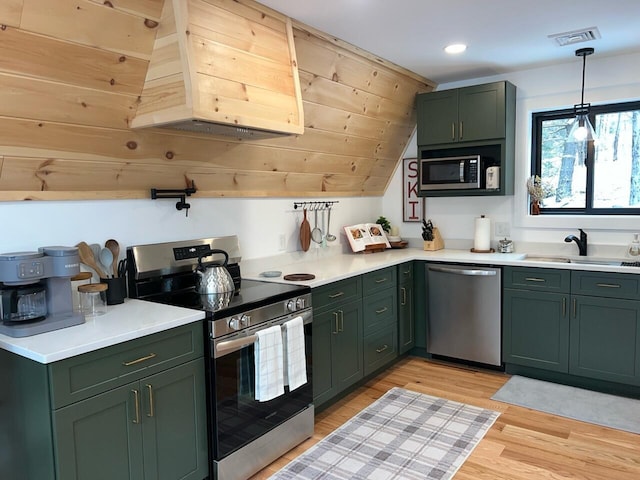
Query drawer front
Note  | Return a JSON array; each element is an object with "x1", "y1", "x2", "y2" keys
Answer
[
  {"x1": 398, "y1": 262, "x2": 414, "y2": 284},
  {"x1": 504, "y1": 266, "x2": 570, "y2": 292},
  {"x1": 572, "y1": 271, "x2": 640, "y2": 300},
  {"x1": 362, "y1": 267, "x2": 397, "y2": 294},
  {"x1": 363, "y1": 325, "x2": 397, "y2": 376},
  {"x1": 50, "y1": 322, "x2": 204, "y2": 408},
  {"x1": 363, "y1": 289, "x2": 397, "y2": 334},
  {"x1": 312, "y1": 277, "x2": 361, "y2": 312}
]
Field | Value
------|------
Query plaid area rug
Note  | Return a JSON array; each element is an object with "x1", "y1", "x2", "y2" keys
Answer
[{"x1": 268, "y1": 387, "x2": 500, "y2": 480}]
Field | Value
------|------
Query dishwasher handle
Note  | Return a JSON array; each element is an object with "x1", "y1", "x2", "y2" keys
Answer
[{"x1": 428, "y1": 265, "x2": 497, "y2": 276}]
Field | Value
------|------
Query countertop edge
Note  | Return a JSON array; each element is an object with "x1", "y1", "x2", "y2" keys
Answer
[{"x1": 0, "y1": 299, "x2": 205, "y2": 363}]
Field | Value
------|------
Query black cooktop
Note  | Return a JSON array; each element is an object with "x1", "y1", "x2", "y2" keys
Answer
[{"x1": 143, "y1": 279, "x2": 310, "y2": 319}]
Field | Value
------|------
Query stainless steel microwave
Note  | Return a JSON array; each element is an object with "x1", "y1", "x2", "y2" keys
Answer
[{"x1": 419, "y1": 154, "x2": 481, "y2": 190}]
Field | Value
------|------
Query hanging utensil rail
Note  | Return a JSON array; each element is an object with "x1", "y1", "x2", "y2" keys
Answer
[{"x1": 293, "y1": 200, "x2": 338, "y2": 211}]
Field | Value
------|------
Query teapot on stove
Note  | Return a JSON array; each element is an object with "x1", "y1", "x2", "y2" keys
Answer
[{"x1": 195, "y1": 249, "x2": 235, "y2": 296}]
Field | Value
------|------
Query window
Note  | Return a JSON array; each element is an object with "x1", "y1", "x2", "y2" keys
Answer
[{"x1": 531, "y1": 100, "x2": 640, "y2": 215}]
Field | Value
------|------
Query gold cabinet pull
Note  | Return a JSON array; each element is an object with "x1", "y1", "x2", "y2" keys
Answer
[
  {"x1": 459, "y1": 121, "x2": 463, "y2": 139},
  {"x1": 339, "y1": 310, "x2": 344, "y2": 332},
  {"x1": 401, "y1": 287, "x2": 407, "y2": 306},
  {"x1": 123, "y1": 353, "x2": 157, "y2": 366},
  {"x1": 524, "y1": 277, "x2": 546, "y2": 282},
  {"x1": 332, "y1": 312, "x2": 339, "y2": 334},
  {"x1": 375, "y1": 278, "x2": 388, "y2": 284},
  {"x1": 376, "y1": 345, "x2": 389, "y2": 353},
  {"x1": 573, "y1": 298, "x2": 577, "y2": 318},
  {"x1": 562, "y1": 297, "x2": 566, "y2": 317},
  {"x1": 596, "y1": 283, "x2": 621, "y2": 288},
  {"x1": 132, "y1": 389, "x2": 140, "y2": 424},
  {"x1": 375, "y1": 306, "x2": 388, "y2": 314},
  {"x1": 146, "y1": 384, "x2": 154, "y2": 418},
  {"x1": 328, "y1": 291, "x2": 344, "y2": 299},
  {"x1": 451, "y1": 122, "x2": 455, "y2": 141}
]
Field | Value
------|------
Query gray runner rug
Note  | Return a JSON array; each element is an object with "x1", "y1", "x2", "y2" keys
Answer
[
  {"x1": 268, "y1": 387, "x2": 500, "y2": 480},
  {"x1": 492, "y1": 375, "x2": 640, "y2": 434}
]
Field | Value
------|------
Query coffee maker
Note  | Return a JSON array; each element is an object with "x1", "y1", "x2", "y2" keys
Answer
[{"x1": 0, "y1": 246, "x2": 85, "y2": 337}]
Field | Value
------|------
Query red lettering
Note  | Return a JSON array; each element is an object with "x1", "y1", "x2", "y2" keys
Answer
[
  {"x1": 407, "y1": 180, "x2": 418, "y2": 197},
  {"x1": 407, "y1": 159, "x2": 418, "y2": 178},
  {"x1": 408, "y1": 201, "x2": 419, "y2": 219}
]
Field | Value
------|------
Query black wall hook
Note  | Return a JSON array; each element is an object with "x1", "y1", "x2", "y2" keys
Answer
[{"x1": 151, "y1": 181, "x2": 197, "y2": 217}]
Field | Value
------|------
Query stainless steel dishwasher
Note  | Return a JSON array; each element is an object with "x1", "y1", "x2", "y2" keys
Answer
[{"x1": 426, "y1": 263, "x2": 501, "y2": 366}]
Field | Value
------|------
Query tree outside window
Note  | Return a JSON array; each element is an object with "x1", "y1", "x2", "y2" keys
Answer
[{"x1": 532, "y1": 101, "x2": 640, "y2": 215}]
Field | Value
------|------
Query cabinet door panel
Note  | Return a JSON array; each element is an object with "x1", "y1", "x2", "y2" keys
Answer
[
  {"x1": 334, "y1": 300, "x2": 363, "y2": 391},
  {"x1": 458, "y1": 82, "x2": 505, "y2": 142},
  {"x1": 503, "y1": 289, "x2": 569, "y2": 372},
  {"x1": 54, "y1": 383, "x2": 144, "y2": 480},
  {"x1": 312, "y1": 308, "x2": 338, "y2": 406},
  {"x1": 570, "y1": 296, "x2": 640, "y2": 385},
  {"x1": 142, "y1": 360, "x2": 208, "y2": 480},
  {"x1": 417, "y1": 89, "x2": 458, "y2": 145}
]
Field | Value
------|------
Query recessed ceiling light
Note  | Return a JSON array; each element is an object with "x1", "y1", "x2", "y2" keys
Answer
[{"x1": 444, "y1": 43, "x2": 467, "y2": 54}]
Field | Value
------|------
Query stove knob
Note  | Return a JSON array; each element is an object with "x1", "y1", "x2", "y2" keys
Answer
[
  {"x1": 228, "y1": 316, "x2": 242, "y2": 330},
  {"x1": 240, "y1": 314, "x2": 250, "y2": 326},
  {"x1": 286, "y1": 300, "x2": 297, "y2": 312},
  {"x1": 296, "y1": 297, "x2": 306, "y2": 310}
]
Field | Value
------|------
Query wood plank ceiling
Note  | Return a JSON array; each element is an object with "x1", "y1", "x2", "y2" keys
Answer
[{"x1": 0, "y1": 0, "x2": 434, "y2": 200}]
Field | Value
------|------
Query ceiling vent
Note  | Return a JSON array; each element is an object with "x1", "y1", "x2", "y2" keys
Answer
[{"x1": 548, "y1": 27, "x2": 601, "y2": 47}]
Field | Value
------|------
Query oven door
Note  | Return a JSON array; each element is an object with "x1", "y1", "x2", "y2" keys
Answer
[{"x1": 209, "y1": 310, "x2": 313, "y2": 460}]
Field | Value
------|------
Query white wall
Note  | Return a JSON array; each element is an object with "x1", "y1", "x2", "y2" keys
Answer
[
  {"x1": 382, "y1": 51, "x2": 640, "y2": 251},
  {"x1": 0, "y1": 196, "x2": 382, "y2": 260}
]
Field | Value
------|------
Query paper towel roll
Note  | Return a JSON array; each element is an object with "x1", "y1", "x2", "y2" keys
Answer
[{"x1": 474, "y1": 215, "x2": 491, "y2": 251}]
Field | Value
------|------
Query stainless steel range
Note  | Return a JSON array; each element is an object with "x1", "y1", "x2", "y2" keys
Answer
[{"x1": 126, "y1": 236, "x2": 313, "y2": 480}]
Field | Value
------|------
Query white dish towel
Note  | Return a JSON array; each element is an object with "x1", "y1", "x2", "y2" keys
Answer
[
  {"x1": 254, "y1": 325, "x2": 284, "y2": 402},
  {"x1": 283, "y1": 316, "x2": 307, "y2": 391}
]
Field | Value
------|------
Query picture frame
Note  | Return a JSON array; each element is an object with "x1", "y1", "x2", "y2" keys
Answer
[{"x1": 402, "y1": 157, "x2": 423, "y2": 222}]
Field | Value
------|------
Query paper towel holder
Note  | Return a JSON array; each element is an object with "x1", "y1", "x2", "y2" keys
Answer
[{"x1": 471, "y1": 214, "x2": 495, "y2": 253}]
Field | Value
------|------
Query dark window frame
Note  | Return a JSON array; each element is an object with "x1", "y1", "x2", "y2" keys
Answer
[{"x1": 531, "y1": 100, "x2": 640, "y2": 215}]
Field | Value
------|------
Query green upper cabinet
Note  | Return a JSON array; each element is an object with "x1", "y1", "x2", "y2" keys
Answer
[
  {"x1": 417, "y1": 81, "x2": 513, "y2": 146},
  {"x1": 416, "y1": 81, "x2": 516, "y2": 197}
]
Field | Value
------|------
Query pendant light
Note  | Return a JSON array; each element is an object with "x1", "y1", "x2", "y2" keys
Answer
[{"x1": 567, "y1": 47, "x2": 597, "y2": 143}]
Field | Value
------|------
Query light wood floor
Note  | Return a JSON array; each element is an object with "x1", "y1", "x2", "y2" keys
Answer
[{"x1": 251, "y1": 356, "x2": 640, "y2": 479}]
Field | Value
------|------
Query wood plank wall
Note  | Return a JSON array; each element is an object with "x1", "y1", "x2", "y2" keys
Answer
[{"x1": 0, "y1": 0, "x2": 434, "y2": 201}]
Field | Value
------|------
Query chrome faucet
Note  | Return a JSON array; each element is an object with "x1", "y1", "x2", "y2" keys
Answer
[{"x1": 565, "y1": 229, "x2": 588, "y2": 256}]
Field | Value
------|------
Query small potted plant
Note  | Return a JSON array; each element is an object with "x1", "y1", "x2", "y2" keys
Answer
[{"x1": 375, "y1": 216, "x2": 391, "y2": 233}]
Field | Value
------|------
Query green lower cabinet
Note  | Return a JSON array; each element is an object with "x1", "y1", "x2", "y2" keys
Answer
[
  {"x1": 569, "y1": 295, "x2": 640, "y2": 385},
  {"x1": 398, "y1": 262, "x2": 415, "y2": 354},
  {"x1": 503, "y1": 289, "x2": 569, "y2": 372},
  {"x1": 312, "y1": 299, "x2": 363, "y2": 407},
  {"x1": 54, "y1": 382, "x2": 144, "y2": 480},
  {"x1": 54, "y1": 359, "x2": 209, "y2": 480}
]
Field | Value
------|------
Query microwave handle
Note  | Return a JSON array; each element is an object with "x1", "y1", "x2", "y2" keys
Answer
[{"x1": 459, "y1": 161, "x2": 465, "y2": 182}]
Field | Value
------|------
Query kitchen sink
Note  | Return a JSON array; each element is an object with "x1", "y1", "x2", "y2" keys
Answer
[
  {"x1": 523, "y1": 255, "x2": 571, "y2": 263},
  {"x1": 523, "y1": 255, "x2": 623, "y2": 266}
]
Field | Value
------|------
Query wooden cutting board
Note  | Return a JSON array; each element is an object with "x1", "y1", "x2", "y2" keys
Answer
[{"x1": 299, "y1": 208, "x2": 311, "y2": 251}]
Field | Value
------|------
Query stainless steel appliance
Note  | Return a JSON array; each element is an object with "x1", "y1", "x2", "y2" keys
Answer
[
  {"x1": 126, "y1": 236, "x2": 313, "y2": 480},
  {"x1": 0, "y1": 247, "x2": 84, "y2": 337},
  {"x1": 419, "y1": 143, "x2": 502, "y2": 193},
  {"x1": 420, "y1": 154, "x2": 481, "y2": 190},
  {"x1": 426, "y1": 263, "x2": 502, "y2": 366}
]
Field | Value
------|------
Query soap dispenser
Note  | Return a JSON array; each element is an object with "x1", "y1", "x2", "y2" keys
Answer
[{"x1": 628, "y1": 233, "x2": 640, "y2": 257}]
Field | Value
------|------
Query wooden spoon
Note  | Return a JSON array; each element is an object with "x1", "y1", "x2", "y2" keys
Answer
[
  {"x1": 105, "y1": 239, "x2": 120, "y2": 277},
  {"x1": 299, "y1": 208, "x2": 311, "y2": 252},
  {"x1": 76, "y1": 241, "x2": 108, "y2": 278}
]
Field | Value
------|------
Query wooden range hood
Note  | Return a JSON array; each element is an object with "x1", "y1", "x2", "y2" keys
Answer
[{"x1": 131, "y1": 0, "x2": 304, "y2": 137}]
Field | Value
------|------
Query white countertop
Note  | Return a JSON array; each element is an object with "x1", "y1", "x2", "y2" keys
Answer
[
  {"x1": 0, "y1": 299, "x2": 204, "y2": 364},
  {"x1": 243, "y1": 247, "x2": 640, "y2": 287},
  {"x1": 3, "y1": 246, "x2": 637, "y2": 364}
]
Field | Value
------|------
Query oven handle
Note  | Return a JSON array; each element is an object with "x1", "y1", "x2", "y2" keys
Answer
[
  {"x1": 214, "y1": 311, "x2": 312, "y2": 357},
  {"x1": 216, "y1": 335, "x2": 259, "y2": 355}
]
